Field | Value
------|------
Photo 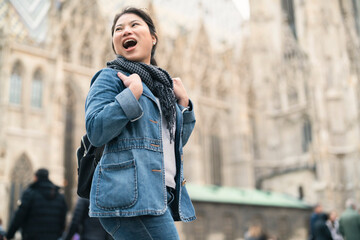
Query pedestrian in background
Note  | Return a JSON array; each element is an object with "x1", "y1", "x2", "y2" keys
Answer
[
  {"x1": 244, "y1": 224, "x2": 267, "y2": 240},
  {"x1": 309, "y1": 203, "x2": 323, "y2": 240},
  {"x1": 85, "y1": 7, "x2": 196, "y2": 240},
  {"x1": 339, "y1": 198, "x2": 360, "y2": 240},
  {"x1": 326, "y1": 211, "x2": 343, "y2": 240},
  {"x1": 63, "y1": 197, "x2": 112, "y2": 240},
  {"x1": 6, "y1": 168, "x2": 67, "y2": 240},
  {"x1": 313, "y1": 213, "x2": 333, "y2": 240}
]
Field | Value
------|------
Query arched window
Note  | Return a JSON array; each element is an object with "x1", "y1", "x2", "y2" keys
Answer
[
  {"x1": 281, "y1": 0, "x2": 297, "y2": 39},
  {"x1": 302, "y1": 117, "x2": 312, "y2": 152},
  {"x1": 80, "y1": 34, "x2": 92, "y2": 67},
  {"x1": 31, "y1": 69, "x2": 43, "y2": 108},
  {"x1": 9, "y1": 62, "x2": 23, "y2": 104},
  {"x1": 8, "y1": 154, "x2": 33, "y2": 222}
]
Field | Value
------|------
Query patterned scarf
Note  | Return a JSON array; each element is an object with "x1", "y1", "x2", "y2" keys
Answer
[{"x1": 107, "y1": 55, "x2": 176, "y2": 141}]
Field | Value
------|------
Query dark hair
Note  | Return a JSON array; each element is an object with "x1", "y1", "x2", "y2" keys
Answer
[
  {"x1": 35, "y1": 168, "x2": 49, "y2": 181},
  {"x1": 111, "y1": 7, "x2": 158, "y2": 66}
]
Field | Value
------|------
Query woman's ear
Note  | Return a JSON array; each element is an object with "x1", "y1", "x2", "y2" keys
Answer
[{"x1": 152, "y1": 34, "x2": 157, "y2": 45}]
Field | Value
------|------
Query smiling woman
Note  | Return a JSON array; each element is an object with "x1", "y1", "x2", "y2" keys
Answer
[
  {"x1": 84, "y1": 7, "x2": 196, "y2": 240},
  {"x1": 111, "y1": 12, "x2": 157, "y2": 65}
]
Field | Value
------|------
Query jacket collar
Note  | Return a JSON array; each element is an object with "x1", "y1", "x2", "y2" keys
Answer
[{"x1": 141, "y1": 82, "x2": 156, "y2": 103}]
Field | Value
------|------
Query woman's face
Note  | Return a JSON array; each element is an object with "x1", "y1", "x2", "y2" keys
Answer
[{"x1": 113, "y1": 13, "x2": 156, "y2": 64}]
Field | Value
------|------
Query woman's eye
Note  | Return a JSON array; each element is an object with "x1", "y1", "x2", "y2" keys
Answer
[
  {"x1": 115, "y1": 27, "x2": 122, "y2": 31},
  {"x1": 132, "y1": 23, "x2": 139, "y2": 27}
]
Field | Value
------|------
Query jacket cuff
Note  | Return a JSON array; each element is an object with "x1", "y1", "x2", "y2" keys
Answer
[
  {"x1": 115, "y1": 88, "x2": 143, "y2": 122},
  {"x1": 179, "y1": 100, "x2": 195, "y2": 123}
]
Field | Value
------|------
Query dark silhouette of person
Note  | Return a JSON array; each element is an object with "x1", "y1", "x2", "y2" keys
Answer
[
  {"x1": 313, "y1": 213, "x2": 333, "y2": 240},
  {"x1": 63, "y1": 197, "x2": 112, "y2": 240},
  {"x1": 310, "y1": 203, "x2": 323, "y2": 240},
  {"x1": 6, "y1": 168, "x2": 67, "y2": 240},
  {"x1": 339, "y1": 198, "x2": 360, "y2": 240}
]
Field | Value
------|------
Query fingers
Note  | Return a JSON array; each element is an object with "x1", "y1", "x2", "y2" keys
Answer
[
  {"x1": 172, "y1": 77, "x2": 181, "y2": 83},
  {"x1": 117, "y1": 71, "x2": 127, "y2": 81}
]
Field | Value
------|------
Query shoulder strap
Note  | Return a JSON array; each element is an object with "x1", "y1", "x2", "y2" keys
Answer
[{"x1": 81, "y1": 134, "x2": 94, "y2": 154}]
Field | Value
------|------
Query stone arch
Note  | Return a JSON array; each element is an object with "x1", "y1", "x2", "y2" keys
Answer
[{"x1": 8, "y1": 153, "x2": 33, "y2": 221}]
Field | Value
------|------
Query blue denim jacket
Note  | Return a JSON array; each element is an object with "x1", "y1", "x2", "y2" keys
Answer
[{"x1": 85, "y1": 68, "x2": 196, "y2": 222}]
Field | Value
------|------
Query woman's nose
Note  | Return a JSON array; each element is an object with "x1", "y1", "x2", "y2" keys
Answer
[{"x1": 122, "y1": 26, "x2": 132, "y2": 36}]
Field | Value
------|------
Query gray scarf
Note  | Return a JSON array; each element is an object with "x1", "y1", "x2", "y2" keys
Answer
[{"x1": 107, "y1": 55, "x2": 176, "y2": 141}]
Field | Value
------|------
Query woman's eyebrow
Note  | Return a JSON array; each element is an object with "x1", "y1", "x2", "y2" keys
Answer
[{"x1": 116, "y1": 20, "x2": 141, "y2": 27}]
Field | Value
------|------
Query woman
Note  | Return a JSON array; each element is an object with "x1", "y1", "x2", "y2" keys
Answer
[
  {"x1": 326, "y1": 211, "x2": 343, "y2": 240},
  {"x1": 85, "y1": 7, "x2": 196, "y2": 240}
]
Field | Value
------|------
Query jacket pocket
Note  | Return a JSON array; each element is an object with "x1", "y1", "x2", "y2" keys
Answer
[{"x1": 95, "y1": 159, "x2": 138, "y2": 209}]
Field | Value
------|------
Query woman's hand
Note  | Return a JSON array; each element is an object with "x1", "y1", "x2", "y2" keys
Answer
[
  {"x1": 117, "y1": 72, "x2": 143, "y2": 100},
  {"x1": 173, "y1": 77, "x2": 189, "y2": 107}
]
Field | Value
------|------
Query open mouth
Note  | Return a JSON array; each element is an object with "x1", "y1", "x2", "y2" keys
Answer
[{"x1": 123, "y1": 39, "x2": 137, "y2": 49}]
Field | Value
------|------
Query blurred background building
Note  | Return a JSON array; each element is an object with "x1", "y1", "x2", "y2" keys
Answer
[{"x1": 1, "y1": 0, "x2": 360, "y2": 239}]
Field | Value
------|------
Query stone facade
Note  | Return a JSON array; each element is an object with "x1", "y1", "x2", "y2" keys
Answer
[
  {"x1": 0, "y1": 0, "x2": 249, "y2": 232},
  {"x1": 182, "y1": 201, "x2": 310, "y2": 240},
  {"x1": 245, "y1": 0, "x2": 360, "y2": 212},
  {"x1": 2, "y1": 0, "x2": 360, "y2": 238}
]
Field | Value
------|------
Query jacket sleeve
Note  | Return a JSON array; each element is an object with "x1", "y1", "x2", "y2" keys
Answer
[
  {"x1": 85, "y1": 68, "x2": 143, "y2": 147},
  {"x1": 178, "y1": 100, "x2": 196, "y2": 146},
  {"x1": 6, "y1": 189, "x2": 34, "y2": 239}
]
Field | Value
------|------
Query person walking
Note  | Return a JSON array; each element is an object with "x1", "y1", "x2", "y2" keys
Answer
[
  {"x1": 313, "y1": 213, "x2": 333, "y2": 240},
  {"x1": 63, "y1": 197, "x2": 112, "y2": 240},
  {"x1": 339, "y1": 199, "x2": 360, "y2": 240},
  {"x1": 6, "y1": 168, "x2": 67, "y2": 240},
  {"x1": 326, "y1": 211, "x2": 343, "y2": 240},
  {"x1": 85, "y1": 7, "x2": 196, "y2": 240},
  {"x1": 310, "y1": 203, "x2": 323, "y2": 240}
]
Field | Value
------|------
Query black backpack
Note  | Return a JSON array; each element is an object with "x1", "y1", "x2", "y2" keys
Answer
[{"x1": 76, "y1": 134, "x2": 104, "y2": 199}]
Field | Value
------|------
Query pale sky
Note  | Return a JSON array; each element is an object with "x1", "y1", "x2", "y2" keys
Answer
[
  {"x1": 98, "y1": 0, "x2": 250, "y2": 51},
  {"x1": 232, "y1": 0, "x2": 250, "y2": 20}
]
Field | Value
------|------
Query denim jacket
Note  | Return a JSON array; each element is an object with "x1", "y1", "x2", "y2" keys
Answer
[{"x1": 85, "y1": 68, "x2": 196, "y2": 222}]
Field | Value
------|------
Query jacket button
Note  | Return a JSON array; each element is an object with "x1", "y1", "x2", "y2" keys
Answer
[{"x1": 182, "y1": 179, "x2": 187, "y2": 186}]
